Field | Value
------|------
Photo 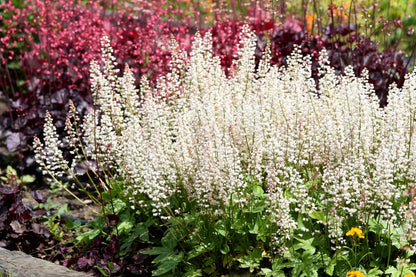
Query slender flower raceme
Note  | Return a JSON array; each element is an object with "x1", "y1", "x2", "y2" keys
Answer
[{"x1": 34, "y1": 111, "x2": 68, "y2": 178}]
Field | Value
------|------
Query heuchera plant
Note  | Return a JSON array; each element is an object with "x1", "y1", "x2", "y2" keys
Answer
[
  {"x1": 0, "y1": 0, "x2": 195, "y2": 170},
  {"x1": 0, "y1": 166, "x2": 51, "y2": 254}
]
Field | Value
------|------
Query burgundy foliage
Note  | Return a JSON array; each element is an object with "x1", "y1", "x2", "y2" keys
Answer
[
  {"x1": 55, "y1": 235, "x2": 152, "y2": 276},
  {"x1": 0, "y1": 184, "x2": 52, "y2": 254},
  {"x1": 0, "y1": 0, "x2": 195, "y2": 170}
]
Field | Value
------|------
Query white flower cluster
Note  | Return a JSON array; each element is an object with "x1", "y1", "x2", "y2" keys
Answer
[
  {"x1": 34, "y1": 111, "x2": 68, "y2": 178},
  {"x1": 35, "y1": 26, "x2": 416, "y2": 251}
]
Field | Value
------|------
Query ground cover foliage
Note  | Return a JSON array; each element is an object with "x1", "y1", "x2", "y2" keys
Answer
[{"x1": 32, "y1": 25, "x2": 416, "y2": 276}]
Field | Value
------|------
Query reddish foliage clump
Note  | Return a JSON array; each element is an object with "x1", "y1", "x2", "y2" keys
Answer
[
  {"x1": 55, "y1": 235, "x2": 152, "y2": 276},
  {"x1": 0, "y1": 0, "x2": 195, "y2": 170},
  {"x1": 0, "y1": 184, "x2": 53, "y2": 255}
]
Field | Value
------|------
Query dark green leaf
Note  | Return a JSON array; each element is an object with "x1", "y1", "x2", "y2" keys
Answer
[
  {"x1": 161, "y1": 233, "x2": 177, "y2": 250},
  {"x1": 152, "y1": 252, "x2": 184, "y2": 276},
  {"x1": 215, "y1": 220, "x2": 227, "y2": 237}
]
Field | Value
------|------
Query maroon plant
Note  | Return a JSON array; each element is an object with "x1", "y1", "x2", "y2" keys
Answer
[
  {"x1": 58, "y1": 234, "x2": 152, "y2": 276},
  {"x1": 0, "y1": 0, "x2": 196, "y2": 171},
  {"x1": 0, "y1": 183, "x2": 52, "y2": 254}
]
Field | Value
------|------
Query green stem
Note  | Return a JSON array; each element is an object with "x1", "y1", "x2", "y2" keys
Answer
[{"x1": 387, "y1": 224, "x2": 392, "y2": 267}]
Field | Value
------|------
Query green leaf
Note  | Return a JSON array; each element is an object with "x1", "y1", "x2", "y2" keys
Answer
[
  {"x1": 187, "y1": 243, "x2": 213, "y2": 260},
  {"x1": 118, "y1": 214, "x2": 134, "y2": 234},
  {"x1": 325, "y1": 251, "x2": 339, "y2": 276},
  {"x1": 385, "y1": 266, "x2": 402, "y2": 277},
  {"x1": 220, "y1": 243, "x2": 230, "y2": 255},
  {"x1": 259, "y1": 268, "x2": 273, "y2": 277},
  {"x1": 107, "y1": 261, "x2": 115, "y2": 271},
  {"x1": 57, "y1": 203, "x2": 69, "y2": 216},
  {"x1": 309, "y1": 210, "x2": 326, "y2": 223},
  {"x1": 252, "y1": 185, "x2": 264, "y2": 195},
  {"x1": 366, "y1": 267, "x2": 383, "y2": 277},
  {"x1": 161, "y1": 233, "x2": 177, "y2": 250},
  {"x1": 249, "y1": 224, "x2": 259, "y2": 236},
  {"x1": 183, "y1": 268, "x2": 203, "y2": 277},
  {"x1": 6, "y1": 166, "x2": 17, "y2": 178},
  {"x1": 135, "y1": 222, "x2": 150, "y2": 242},
  {"x1": 72, "y1": 220, "x2": 82, "y2": 229},
  {"x1": 215, "y1": 220, "x2": 227, "y2": 237},
  {"x1": 238, "y1": 249, "x2": 262, "y2": 272},
  {"x1": 272, "y1": 257, "x2": 296, "y2": 272},
  {"x1": 21, "y1": 174, "x2": 35, "y2": 184},
  {"x1": 294, "y1": 237, "x2": 315, "y2": 253},
  {"x1": 96, "y1": 266, "x2": 109, "y2": 277},
  {"x1": 7, "y1": 62, "x2": 21, "y2": 69},
  {"x1": 152, "y1": 252, "x2": 184, "y2": 276},
  {"x1": 76, "y1": 228, "x2": 101, "y2": 243},
  {"x1": 120, "y1": 222, "x2": 151, "y2": 252},
  {"x1": 251, "y1": 199, "x2": 268, "y2": 213},
  {"x1": 142, "y1": 247, "x2": 171, "y2": 257},
  {"x1": 109, "y1": 198, "x2": 126, "y2": 214}
]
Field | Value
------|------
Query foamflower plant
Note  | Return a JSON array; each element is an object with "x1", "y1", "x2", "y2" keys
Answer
[{"x1": 35, "y1": 25, "x2": 416, "y2": 276}]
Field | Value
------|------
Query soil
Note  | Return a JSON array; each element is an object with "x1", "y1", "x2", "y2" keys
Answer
[{"x1": 21, "y1": 181, "x2": 99, "y2": 223}]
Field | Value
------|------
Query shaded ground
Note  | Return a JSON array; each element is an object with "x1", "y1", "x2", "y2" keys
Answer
[
  {"x1": 21, "y1": 182, "x2": 99, "y2": 223},
  {"x1": 0, "y1": 156, "x2": 98, "y2": 223}
]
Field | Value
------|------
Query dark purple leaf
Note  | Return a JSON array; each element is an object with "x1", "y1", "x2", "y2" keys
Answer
[
  {"x1": 50, "y1": 89, "x2": 69, "y2": 104},
  {"x1": 0, "y1": 213, "x2": 7, "y2": 227},
  {"x1": 31, "y1": 222, "x2": 51, "y2": 238},
  {"x1": 132, "y1": 250, "x2": 149, "y2": 264},
  {"x1": 31, "y1": 208, "x2": 47, "y2": 219},
  {"x1": 0, "y1": 186, "x2": 19, "y2": 195},
  {"x1": 31, "y1": 191, "x2": 47, "y2": 203},
  {"x1": 63, "y1": 257, "x2": 80, "y2": 268},
  {"x1": 107, "y1": 214, "x2": 119, "y2": 227},
  {"x1": 12, "y1": 117, "x2": 28, "y2": 130},
  {"x1": 77, "y1": 256, "x2": 94, "y2": 270},
  {"x1": 9, "y1": 202, "x2": 24, "y2": 213},
  {"x1": 107, "y1": 234, "x2": 120, "y2": 255},
  {"x1": 21, "y1": 211, "x2": 32, "y2": 221},
  {"x1": 74, "y1": 160, "x2": 98, "y2": 175},
  {"x1": 5, "y1": 132, "x2": 23, "y2": 152}
]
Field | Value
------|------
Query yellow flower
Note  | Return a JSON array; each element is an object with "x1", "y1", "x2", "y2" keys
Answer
[
  {"x1": 404, "y1": 274, "x2": 416, "y2": 277},
  {"x1": 346, "y1": 227, "x2": 365, "y2": 239},
  {"x1": 347, "y1": 271, "x2": 365, "y2": 277}
]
